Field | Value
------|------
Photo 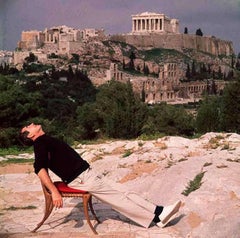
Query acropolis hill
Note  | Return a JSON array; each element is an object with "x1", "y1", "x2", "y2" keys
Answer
[
  {"x1": 113, "y1": 12, "x2": 234, "y2": 56},
  {"x1": 124, "y1": 33, "x2": 233, "y2": 56},
  {"x1": 14, "y1": 12, "x2": 237, "y2": 104},
  {"x1": 16, "y1": 12, "x2": 234, "y2": 57}
]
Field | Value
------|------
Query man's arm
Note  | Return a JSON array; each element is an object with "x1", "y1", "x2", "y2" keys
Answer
[{"x1": 38, "y1": 168, "x2": 63, "y2": 208}]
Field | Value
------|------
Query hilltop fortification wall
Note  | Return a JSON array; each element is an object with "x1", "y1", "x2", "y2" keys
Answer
[{"x1": 122, "y1": 33, "x2": 234, "y2": 56}]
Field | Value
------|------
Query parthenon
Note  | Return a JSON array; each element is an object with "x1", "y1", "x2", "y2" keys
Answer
[{"x1": 131, "y1": 12, "x2": 179, "y2": 34}]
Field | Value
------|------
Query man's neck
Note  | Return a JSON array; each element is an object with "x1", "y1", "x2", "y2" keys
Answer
[{"x1": 32, "y1": 131, "x2": 45, "y2": 141}]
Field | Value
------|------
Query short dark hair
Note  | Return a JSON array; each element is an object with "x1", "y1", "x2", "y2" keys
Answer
[{"x1": 19, "y1": 131, "x2": 34, "y2": 146}]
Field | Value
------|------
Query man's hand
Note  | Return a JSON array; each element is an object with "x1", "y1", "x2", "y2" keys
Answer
[
  {"x1": 52, "y1": 190, "x2": 63, "y2": 208},
  {"x1": 37, "y1": 168, "x2": 64, "y2": 208}
]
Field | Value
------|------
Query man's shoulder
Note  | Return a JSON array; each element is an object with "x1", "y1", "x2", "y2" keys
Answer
[
  {"x1": 35, "y1": 134, "x2": 54, "y2": 144},
  {"x1": 35, "y1": 134, "x2": 69, "y2": 148}
]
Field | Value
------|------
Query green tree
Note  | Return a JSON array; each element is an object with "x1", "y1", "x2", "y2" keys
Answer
[
  {"x1": 76, "y1": 103, "x2": 102, "y2": 140},
  {"x1": 142, "y1": 103, "x2": 194, "y2": 136},
  {"x1": 0, "y1": 75, "x2": 42, "y2": 147},
  {"x1": 196, "y1": 28, "x2": 203, "y2": 36},
  {"x1": 18, "y1": 69, "x2": 97, "y2": 141},
  {"x1": 68, "y1": 65, "x2": 74, "y2": 79},
  {"x1": 185, "y1": 63, "x2": 191, "y2": 80},
  {"x1": 70, "y1": 53, "x2": 80, "y2": 64},
  {"x1": 196, "y1": 96, "x2": 221, "y2": 133},
  {"x1": 236, "y1": 60, "x2": 240, "y2": 71},
  {"x1": 129, "y1": 51, "x2": 136, "y2": 71},
  {"x1": 220, "y1": 79, "x2": 240, "y2": 132},
  {"x1": 0, "y1": 75, "x2": 42, "y2": 128},
  {"x1": 122, "y1": 58, "x2": 126, "y2": 70},
  {"x1": 25, "y1": 52, "x2": 38, "y2": 63},
  {"x1": 143, "y1": 62, "x2": 150, "y2": 75},
  {"x1": 0, "y1": 63, "x2": 18, "y2": 75},
  {"x1": 191, "y1": 61, "x2": 197, "y2": 78},
  {"x1": 217, "y1": 66, "x2": 223, "y2": 79},
  {"x1": 95, "y1": 80, "x2": 147, "y2": 138}
]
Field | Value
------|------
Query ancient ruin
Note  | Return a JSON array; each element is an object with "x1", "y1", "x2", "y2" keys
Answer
[
  {"x1": 12, "y1": 11, "x2": 235, "y2": 104},
  {"x1": 131, "y1": 12, "x2": 179, "y2": 34}
]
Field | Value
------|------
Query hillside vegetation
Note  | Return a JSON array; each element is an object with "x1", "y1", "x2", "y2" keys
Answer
[{"x1": 1, "y1": 39, "x2": 240, "y2": 148}]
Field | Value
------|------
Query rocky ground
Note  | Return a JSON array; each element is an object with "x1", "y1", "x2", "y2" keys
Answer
[{"x1": 0, "y1": 132, "x2": 240, "y2": 238}]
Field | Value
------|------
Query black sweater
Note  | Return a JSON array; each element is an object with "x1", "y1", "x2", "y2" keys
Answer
[{"x1": 33, "y1": 134, "x2": 89, "y2": 183}]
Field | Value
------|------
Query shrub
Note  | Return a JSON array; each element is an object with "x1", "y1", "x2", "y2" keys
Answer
[
  {"x1": 182, "y1": 171, "x2": 205, "y2": 196},
  {"x1": 0, "y1": 128, "x2": 17, "y2": 148}
]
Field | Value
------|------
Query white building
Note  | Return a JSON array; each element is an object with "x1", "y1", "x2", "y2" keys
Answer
[
  {"x1": 131, "y1": 12, "x2": 179, "y2": 34},
  {"x1": 0, "y1": 51, "x2": 13, "y2": 65}
]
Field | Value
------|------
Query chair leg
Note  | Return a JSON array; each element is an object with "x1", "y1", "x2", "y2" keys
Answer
[
  {"x1": 83, "y1": 194, "x2": 98, "y2": 235},
  {"x1": 32, "y1": 190, "x2": 54, "y2": 232},
  {"x1": 89, "y1": 195, "x2": 100, "y2": 224}
]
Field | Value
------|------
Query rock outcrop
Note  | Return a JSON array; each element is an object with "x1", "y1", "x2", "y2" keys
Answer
[
  {"x1": 1, "y1": 132, "x2": 240, "y2": 237},
  {"x1": 118, "y1": 33, "x2": 234, "y2": 56}
]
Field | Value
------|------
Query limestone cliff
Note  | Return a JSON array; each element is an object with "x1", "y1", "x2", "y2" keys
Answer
[
  {"x1": 1, "y1": 132, "x2": 240, "y2": 237},
  {"x1": 121, "y1": 33, "x2": 234, "y2": 56}
]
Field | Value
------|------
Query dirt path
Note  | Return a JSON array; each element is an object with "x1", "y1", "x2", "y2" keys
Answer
[{"x1": 0, "y1": 163, "x2": 33, "y2": 174}]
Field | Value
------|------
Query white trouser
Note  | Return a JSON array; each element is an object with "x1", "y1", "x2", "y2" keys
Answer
[{"x1": 68, "y1": 167, "x2": 156, "y2": 228}]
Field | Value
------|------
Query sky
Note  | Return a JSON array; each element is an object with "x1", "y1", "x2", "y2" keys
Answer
[{"x1": 0, "y1": 0, "x2": 239, "y2": 54}]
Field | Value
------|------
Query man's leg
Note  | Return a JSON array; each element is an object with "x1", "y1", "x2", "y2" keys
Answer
[{"x1": 69, "y1": 168, "x2": 156, "y2": 228}]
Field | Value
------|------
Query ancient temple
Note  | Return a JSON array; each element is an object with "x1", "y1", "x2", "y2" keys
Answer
[{"x1": 131, "y1": 12, "x2": 179, "y2": 34}]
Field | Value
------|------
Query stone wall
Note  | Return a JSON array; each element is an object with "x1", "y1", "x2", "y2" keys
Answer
[
  {"x1": 13, "y1": 51, "x2": 48, "y2": 65},
  {"x1": 123, "y1": 33, "x2": 234, "y2": 56},
  {"x1": 13, "y1": 51, "x2": 30, "y2": 65},
  {"x1": 178, "y1": 80, "x2": 227, "y2": 99},
  {"x1": 43, "y1": 43, "x2": 58, "y2": 54},
  {"x1": 69, "y1": 41, "x2": 85, "y2": 55}
]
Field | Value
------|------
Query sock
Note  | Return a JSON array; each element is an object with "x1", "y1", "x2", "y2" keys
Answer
[
  {"x1": 154, "y1": 205, "x2": 164, "y2": 215},
  {"x1": 153, "y1": 214, "x2": 160, "y2": 223},
  {"x1": 153, "y1": 205, "x2": 164, "y2": 223}
]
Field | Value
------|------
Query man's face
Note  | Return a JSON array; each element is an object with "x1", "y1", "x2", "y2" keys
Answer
[{"x1": 21, "y1": 123, "x2": 42, "y2": 139}]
